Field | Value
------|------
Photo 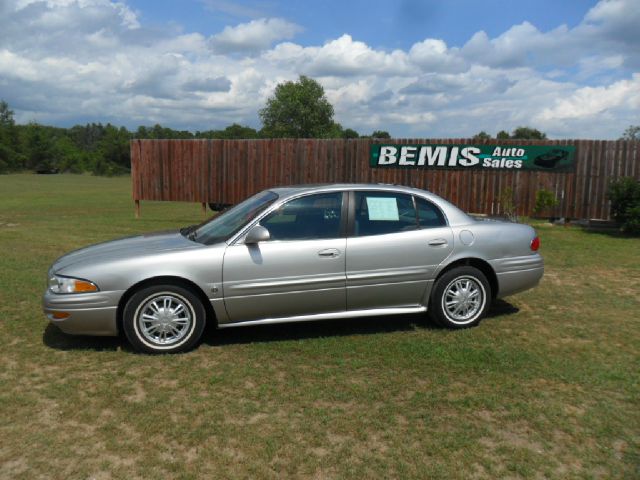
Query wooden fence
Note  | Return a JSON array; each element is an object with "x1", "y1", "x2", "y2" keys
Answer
[{"x1": 131, "y1": 138, "x2": 639, "y2": 220}]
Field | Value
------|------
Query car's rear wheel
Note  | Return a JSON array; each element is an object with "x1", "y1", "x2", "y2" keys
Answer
[
  {"x1": 123, "y1": 284, "x2": 206, "y2": 353},
  {"x1": 429, "y1": 266, "x2": 491, "y2": 328}
]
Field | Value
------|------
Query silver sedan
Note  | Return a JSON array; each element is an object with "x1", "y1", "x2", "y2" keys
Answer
[{"x1": 43, "y1": 184, "x2": 543, "y2": 353}]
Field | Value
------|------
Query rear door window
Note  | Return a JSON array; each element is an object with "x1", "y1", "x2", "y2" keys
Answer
[{"x1": 353, "y1": 191, "x2": 418, "y2": 237}]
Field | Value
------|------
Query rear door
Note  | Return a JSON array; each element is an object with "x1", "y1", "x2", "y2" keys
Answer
[
  {"x1": 222, "y1": 192, "x2": 347, "y2": 322},
  {"x1": 345, "y1": 191, "x2": 454, "y2": 310}
]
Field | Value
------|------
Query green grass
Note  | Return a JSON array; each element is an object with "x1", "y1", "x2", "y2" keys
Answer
[{"x1": 1, "y1": 173, "x2": 639, "y2": 479}]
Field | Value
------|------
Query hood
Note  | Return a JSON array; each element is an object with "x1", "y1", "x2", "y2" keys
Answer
[{"x1": 51, "y1": 230, "x2": 200, "y2": 273}]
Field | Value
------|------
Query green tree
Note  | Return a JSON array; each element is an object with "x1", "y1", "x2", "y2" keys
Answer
[
  {"x1": 69, "y1": 122, "x2": 107, "y2": 151},
  {"x1": 132, "y1": 124, "x2": 194, "y2": 140},
  {"x1": 496, "y1": 130, "x2": 510, "y2": 139},
  {"x1": 25, "y1": 123, "x2": 56, "y2": 171},
  {"x1": 259, "y1": 76, "x2": 335, "y2": 138},
  {"x1": 510, "y1": 126, "x2": 547, "y2": 140},
  {"x1": 214, "y1": 123, "x2": 259, "y2": 139},
  {"x1": 0, "y1": 100, "x2": 14, "y2": 127},
  {"x1": 134, "y1": 125, "x2": 151, "y2": 139},
  {"x1": 0, "y1": 100, "x2": 19, "y2": 172},
  {"x1": 98, "y1": 124, "x2": 131, "y2": 171},
  {"x1": 620, "y1": 125, "x2": 640, "y2": 141},
  {"x1": 324, "y1": 122, "x2": 345, "y2": 139},
  {"x1": 533, "y1": 189, "x2": 559, "y2": 217},
  {"x1": 53, "y1": 136, "x2": 86, "y2": 173},
  {"x1": 0, "y1": 136, "x2": 10, "y2": 172},
  {"x1": 473, "y1": 131, "x2": 491, "y2": 141},
  {"x1": 195, "y1": 124, "x2": 259, "y2": 139},
  {"x1": 499, "y1": 187, "x2": 517, "y2": 222},
  {"x1": 371, "y1": 130, "x2": 391, "y2": 139},
  {"x1": 608, "y1": 177, "x2": 640, "y2": 234},
  {"x1": 343, "y1": 128, "x2": 359, "y2": 139}
]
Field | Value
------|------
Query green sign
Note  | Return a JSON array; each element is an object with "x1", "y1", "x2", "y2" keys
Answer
[{"x1": 370, "y1": 144, "x2": 576, "y2": 172}]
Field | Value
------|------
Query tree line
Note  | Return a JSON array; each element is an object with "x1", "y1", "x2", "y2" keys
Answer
[
  {"x1": 0, "y1": 77, "x2": 394, "y2": 175},
  {"x1": 3, "y1": 75, "x2": 636, "y2": 176}
]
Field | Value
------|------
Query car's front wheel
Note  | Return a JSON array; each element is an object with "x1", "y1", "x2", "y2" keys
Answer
[
  {"x1": 429, "y1": 266, "x2": 491, "y2": 328},
  {"x1": 123, "y1": 284, "x2": 206, "y2": 353}
]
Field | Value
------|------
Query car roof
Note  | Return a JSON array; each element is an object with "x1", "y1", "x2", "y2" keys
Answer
[{"x1": 270, "y1": 183, "x2": 428, "y2": 198}]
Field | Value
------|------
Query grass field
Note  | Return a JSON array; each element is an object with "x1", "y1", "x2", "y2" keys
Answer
[{"x1": 0, "y1": 173, "x2": 638, "y2": 479}]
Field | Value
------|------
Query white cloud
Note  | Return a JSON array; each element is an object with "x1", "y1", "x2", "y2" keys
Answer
[
  {"x1": 209, "y1": 18, "x2": 302, "y2": 54},
  {"x1": 584, "y1": 0, "x2": 640, "y2": 43},
  {"x1": 0, "y1": 0, "x2": 638, "y2": 138},
  {"x1": 15, "y1": 0, "x2": 140, "y2": 29},
  {"x1": 460, "y1": 23, "x2": 578, "y2": 69},
  {"x1": 536, "y1": 73, "x2": 640, "y2": 121},
  {"x1": 182, "y1": 76, "x2": 231, "y2": 92},
  {"x1": 265, "y1": 35, "x2": 410, "y2": 77},
  {"x1": 409, "y1": 39, "x2": 465, "y2": 72}
]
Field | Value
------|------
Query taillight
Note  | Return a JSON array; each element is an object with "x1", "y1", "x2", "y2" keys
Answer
[{"x1": 530, "y1": 236, "x2": 540, "y2": 251}]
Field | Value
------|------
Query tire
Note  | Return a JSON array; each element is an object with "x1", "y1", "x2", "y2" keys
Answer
[
  {"x1": 123, "y1": 284, "x2": 206, "y2": 353},
  {"x1": 429, "y1": 266, "x2": 491, "y2": 329}
]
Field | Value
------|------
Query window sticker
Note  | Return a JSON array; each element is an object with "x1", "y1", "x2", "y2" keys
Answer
[{"x1": 366, "y1": 197, "x2": 399, "y2": 221}]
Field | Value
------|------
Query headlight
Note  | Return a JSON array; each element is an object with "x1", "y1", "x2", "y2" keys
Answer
[{"x1": 48, "y1": 275, "x2": 98, "y2": 294}]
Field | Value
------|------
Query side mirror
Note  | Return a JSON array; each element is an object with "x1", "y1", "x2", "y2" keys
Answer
[{"x1": 244, "y1": 225, "x2": 270, "y2": 244}]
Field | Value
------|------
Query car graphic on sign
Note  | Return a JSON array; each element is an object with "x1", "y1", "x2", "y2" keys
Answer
[{"x1": 533, "y1": 149, "x2": 569, "y2": 168}]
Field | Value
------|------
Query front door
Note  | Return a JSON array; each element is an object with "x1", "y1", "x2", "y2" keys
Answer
[
  {"x1": 222, "y1": 192, "x2": 347, "y2": 322},
  {"x1": 346, "y1": 191, "x2": 454, "y2": 310}
]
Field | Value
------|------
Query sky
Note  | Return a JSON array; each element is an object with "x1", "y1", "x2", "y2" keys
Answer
[{"x1": 0, "y1": 0, "x2": 638, "y2": 139}]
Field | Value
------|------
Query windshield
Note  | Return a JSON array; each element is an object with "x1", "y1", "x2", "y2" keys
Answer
[{"x1": 190, "y1": 191, "x2": 278, "y2": 245}]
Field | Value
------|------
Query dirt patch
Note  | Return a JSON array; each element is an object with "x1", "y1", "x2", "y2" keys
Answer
[{"x1": 124, "y1": 382, "x2": 147, "y2": 403}]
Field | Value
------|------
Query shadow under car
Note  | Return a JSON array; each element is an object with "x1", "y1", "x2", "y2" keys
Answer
[{"x1": 43, "y1": 299, "x2": 520, "y2": 352}]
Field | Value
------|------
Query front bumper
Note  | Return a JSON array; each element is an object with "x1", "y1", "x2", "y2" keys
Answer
[{"x1": 42, "y1": 289, "x2": 124, "y2": 336}]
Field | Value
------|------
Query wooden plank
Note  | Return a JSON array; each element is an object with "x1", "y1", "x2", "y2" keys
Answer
[
  {"x1": 572, "y1": 140, "x2": 585, "y2": 219},
  {"x1": 580, "y1": 140, "x2": 594, "y2": 219},
  {"x1": 596, "y1": 140, "x2": 611, "y2": 219},
  {"x1": 603, "y1": 140, "x2": 620, "y2": 219},
  {"x1": 618, "y1": 140, "x2": 629, "y2": 180},
  {"x1": 631, "y1": 141, "x2": 639, "y2": 178},
  {"x1": 168, "y1": 139, "x2": 175, "y2": 202},
  {"x1": 130, "y1": 139, "x2": 139, "y2": 201},
  {"x1": 586, "y1": 139, "x2": 597, "y2": 218},
  {"x1": 562, "y1": 140, "x2": 577, "y2": 218}
]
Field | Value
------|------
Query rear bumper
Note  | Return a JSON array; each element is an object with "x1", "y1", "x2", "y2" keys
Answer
[
  {"x1": 490, "y1": 254, "x2": 544, "y2": 298},
  {"x1": 42, "y1": 289, "x2": 123, "y2": 336}
]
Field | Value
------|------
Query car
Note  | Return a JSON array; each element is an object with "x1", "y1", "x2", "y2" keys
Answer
[
  {"x1": 533, "y1": 149, "x2": 569, "y2": 168},
  {"x1": 43, "y1": 184, "x2": 544, "y2": 353}
]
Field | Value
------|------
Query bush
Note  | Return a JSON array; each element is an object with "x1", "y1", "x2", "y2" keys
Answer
[
  {"x1": 607, "y1": 177, "x2": 640, "y2": 234},
  {"x1": 625, "y1": 205, "x2": 640, "y2": 234},
  {"x1": 0, "y1": 143, "x2": 14, "y2": 173},
  {"x1": 91, "y1": 158, "x2": 129, "y2": 177},
  {"x1": 533, "y1": 188, "x2": 559, "y2": 216},
  {"x1": 499, "y1": 187, "x2": 517, "y2": 222}
]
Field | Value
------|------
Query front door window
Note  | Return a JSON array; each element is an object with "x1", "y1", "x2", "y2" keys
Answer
[{"x1": 261, "y1": 192, "x2": 343, "y2": 240}]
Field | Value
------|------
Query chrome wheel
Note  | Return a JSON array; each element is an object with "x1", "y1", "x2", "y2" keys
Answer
[
  {"x1": 441, "y1": 276, "x2": 486, "y2": 325},
  {"x1": 136, "y1": 294, "x2": 193, "y2": 346}
]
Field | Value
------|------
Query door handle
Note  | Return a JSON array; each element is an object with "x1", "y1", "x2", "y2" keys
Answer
[
  {"x1": 428, "y1": 239, "x2": 448, "y2": 246},
  {"x1": 318, "y1": 248, "x2": 340, "y2": 258}
]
